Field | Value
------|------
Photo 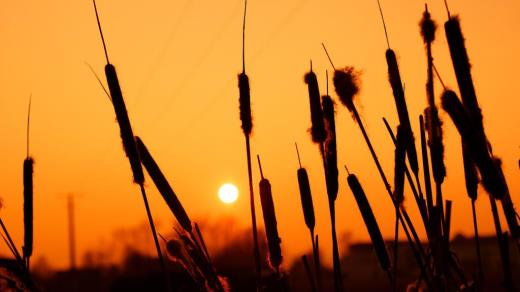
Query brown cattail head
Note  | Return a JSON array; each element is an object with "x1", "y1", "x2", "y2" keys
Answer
[
  {"x1": 462, "y1": 144, "x2": 478, "y2": 200},
  {"x1": 297, "y1": 168, "x2": 315, "y2": 232},
  {"x1": 385, "y1": 49, "x2": 419, "y2": 174},
  {"x1": 135, "y1": 137, "x2": 192, "y2": 232},
  {"x1": 333, "y1": 67, "x2": 361, "y2": 114},
  {"x1": 347, "y1": 174, "x2": 390, "y2": 271},
  {"x1": 23, "y1": 157, "x2": 34, "y2": 259},
  {"x1": 393, "y1": 126, "x2": 406, "y2": 205},
  {"x1": 256, "y1": 157, "x2": 282, "y2": 271},
  {"x1": 238, "y1": 72, "x2": 253, "y2": 136},
  {"x1": 420, "y1": 5, "x2": 437, "y2": 44},
  {"x1": 441, "y1": 90, "x2": 506, "y2": 199},
  {"x1": 104, "y1": 64, "x2": 144, "y2": 184},
  {"x1": 424, "y1": 107, "x2": 446, "y2": 184},
  {"x1": 444, "y1": 16, "x2": 483, "y2": 133},
  {"x1": 304, "y1": 70, "x2": 326, "y2": 143},
  {"x1": 322, "y1": 95, "x2": 338, "y2": 202}
]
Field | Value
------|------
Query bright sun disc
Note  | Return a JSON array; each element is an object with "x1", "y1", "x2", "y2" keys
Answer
[{"x1": 218, "y1": 183, "x2": 239, "y2": 204}]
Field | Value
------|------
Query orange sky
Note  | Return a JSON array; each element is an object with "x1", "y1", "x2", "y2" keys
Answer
[{"x1": 0, "y1": 0, "x2": 519, "y2": 270}]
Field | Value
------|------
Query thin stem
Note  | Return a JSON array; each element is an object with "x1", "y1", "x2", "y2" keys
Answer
[
  {"x1": 471, "y1": 199, "x2": 484, "y2": 288},
  {"x1": 392, "y1": 208, "x2": 399, "y2": 292},
  {"x1": 321, "y1": 43, "x2": 336, "y2": 70},
  {"x1": 256, "y1": 155, "x2": 264, "y2": 179},
  {"x1": 245, "y1": 136, "x2": 262, "y2": 291},
  {"x1": 92, "y1": 0, "x2": 110, "y2": 64},
  {"x1": 302, "y1": 255, "x2": 318, "y2": 292},
  {"x1": 242, "y1": 0, "x2": 248, "y2": 73},
  {"x1": 376, "y1": 0, "x2": 391, "y2": 48},
  {"x1": 443, "y1": 0, "x2": 451, "y2": 20},
  {"x1": 432, "y1": 63, "x2": 447, "y2": 90},
  {"x1": 295, "y1": 142, "x2": 302, "y2": 168},
  {"x1": 85, "y1": 62, "x2": 112, "y2": 102},
  {"x1": 349, "y1": 108, "x2": 431, "y2": 285},
  {"x1": 26, "y1": 94, "x2": 32, "y2": 157},
  {"x1": 139, "y1": 184, "x2": 171, "y2": 292}
]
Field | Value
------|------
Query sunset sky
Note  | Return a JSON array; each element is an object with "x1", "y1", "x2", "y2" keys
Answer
[{"x1": 0, "y1": 0, "x2": 519, "y2": 270}]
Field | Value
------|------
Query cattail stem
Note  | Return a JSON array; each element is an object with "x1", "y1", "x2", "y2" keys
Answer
[
  {"x1": 244, "y1": 136, "x2": 262, "y2": 289},
  {"x1": 302, "y1": 255, "x2": 318, "y2": 292},
  {"x1": 489, "y1": 196, "x2": 515, "y2": 291},
  {"x1": 471, "y1": 199, "x2": 484, "y2": 287},
  {"x1": 347, "y1": 107, "x2": 431, "y2": 286},
  {"x1": 419, "y1": 116, "x2": 434, "y2": 227},
  {"x1": 139, "y1": 184, "x2": 171, "y2": 292}
]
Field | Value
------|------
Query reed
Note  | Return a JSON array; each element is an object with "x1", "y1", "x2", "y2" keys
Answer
[
  {"x1": 257, "y1": 155, "x2": 283, "y2": 272},
  {"x1": 346, "y1": 171, "x2": 392, "y2": 283},
  {"x1": 135, "y1": 137, "x2": 192, "y2": 232},
  {"x1": 237, "y1": 0, "x2": 261, "y2": 287},
  {"x1": 393, "y1": 125, "x2": 406, "y2": 205},
  {"x1": 304, "y1": 65, "x2": 326, "y2": 144},
  {"x1": 23, "y1": 96, "x2": 34, "y2": 269},
  {"x1": 91, "y1": 2, "x2": 168, "y2": 290}
]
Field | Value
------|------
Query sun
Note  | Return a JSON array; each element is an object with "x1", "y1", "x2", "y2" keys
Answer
[{"x1": 218, "y1": 183, "x2": 239, "y2": 204}]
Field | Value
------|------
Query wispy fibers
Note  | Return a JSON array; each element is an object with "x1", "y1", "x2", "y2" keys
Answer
[
  {"x1": 346, "y1": 169, "x2": 393, "y2": 290},
  {"x1": 257, "y1": 156, "x2": 283, "y2": 273},
  {"x1": 91, "y1": 1, "x2": 168, "y2": 290},
  {"x1": 333, "y1": 67, "x2": 431, "y2": 287},
  {"x1": 23, "y1": 96, "x2": 33, "y2": 270},
  {"x1": 237, "y1": 0, "x2": 262, "y2": 287},
  {"x1": 321, "y1": 94, "x2": 343, "y2": 292},
  {"x1": 420, "y1": 5, "x2": 446, "y2": 216},
  {"x1": 295, "y1": 143, "x2": 321, "y2": 289}
]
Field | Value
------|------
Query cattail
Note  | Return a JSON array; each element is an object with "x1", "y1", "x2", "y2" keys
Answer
[
  {"x1": 295, "y1": 144, "x2": 315, "y2": 232},
  {"x1": 393, "y1": 126, "x2": 406, "y2": 205},
  {"x1": 257, "y1": 156, "x2": 282, "y2": 271},
  {"x1": 322, "y1": 95, "x2": 338, "y2": 202},
  {"x1": 441, "y1": 90, "x2": 506, "y2": 199},
  {"x1": 420, "y1": 5, "x2": 437, "y2": 45},
  {"x1": 444, "y1": 16, "x2": 483, "y2": 134},
  {"x1": 104, "y1": 64, "x2": 144, "y2": 184},
  {"x1": 135, "y1": 137, "x2": 192, "y2": 232},
  {"x1": 386, "y1": 49, "x2": 419, "y2": 175},
  {"x1": 424, "y1": 108, "x2": 446, "y2": 185},
  {"x1": 23, "y1": 158, "x2": 34, "y2": 260},
  {"x1": 238, "y1": 73, "x2": 253, "y2": 136},
  {"x1": 333, "y1": 66, "x2": 361, "y2": 115},
  {"x1": 462, "y1": 145, "x2": 478, "y2": 200},
  {"x1": 304, "y1": 68, "x2": 326, "y2": 143},
  {"x1": 347, "y1": 173, "x2": 391, "y2": 271}
]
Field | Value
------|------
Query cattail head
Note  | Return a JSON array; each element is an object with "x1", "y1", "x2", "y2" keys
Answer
[
  {"x1": 444, "y1": 16, "x2": 483, "y2": 131},
  {"x1": 304, "y1": 70, "x2": 326, "y2": 143},
  {"x1": 257, "y1": 156, "x2": 282, "y2": 271},
  {"x1": 322, "y1": 95, "x2": 338, "y2": 202},
  {"x1": 462, "y1": 145, "x2": 478, "y2": 201},
  {"x1": 23, "y1": 157, "x2": 34, "y2": 259},
  {"x1": 238, "y1": 72, "x2": 253, "y2": 136},
  {"x1": 104, "y1": 64, "x2": 144, "y2": 184},
  {"x1": 135, "y1": 137, "x2": 192, "y2": 232},
  {"x1": 441, "y1": 90, "x2": 506, "y2": 199},
  {"x1": 424, "y1": 107, "x2": 446, "y2": 184},
  {"x1": 297, "y1": 168, "x2": 315, "y2": 232},
  {"x1": 420, "y1": 6, "x2": 437, "y2": 44},
  {"x1": 347, "y1": 174, "x2": 390, "y2": 271},
  {"x1": 333, "y1": 67, "x2": 361, "y2": 115},
  {"x1": 393, "y1": 126, "x2": 406, "y2": 205}
]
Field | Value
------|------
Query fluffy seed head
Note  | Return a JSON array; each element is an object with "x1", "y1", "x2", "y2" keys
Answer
[
  {"x1": 420, "y1": 7, "x2": 437, "y2": 44},
  {"x1": 333, "y1": 67, "x2": 361, "y2": 113}
]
